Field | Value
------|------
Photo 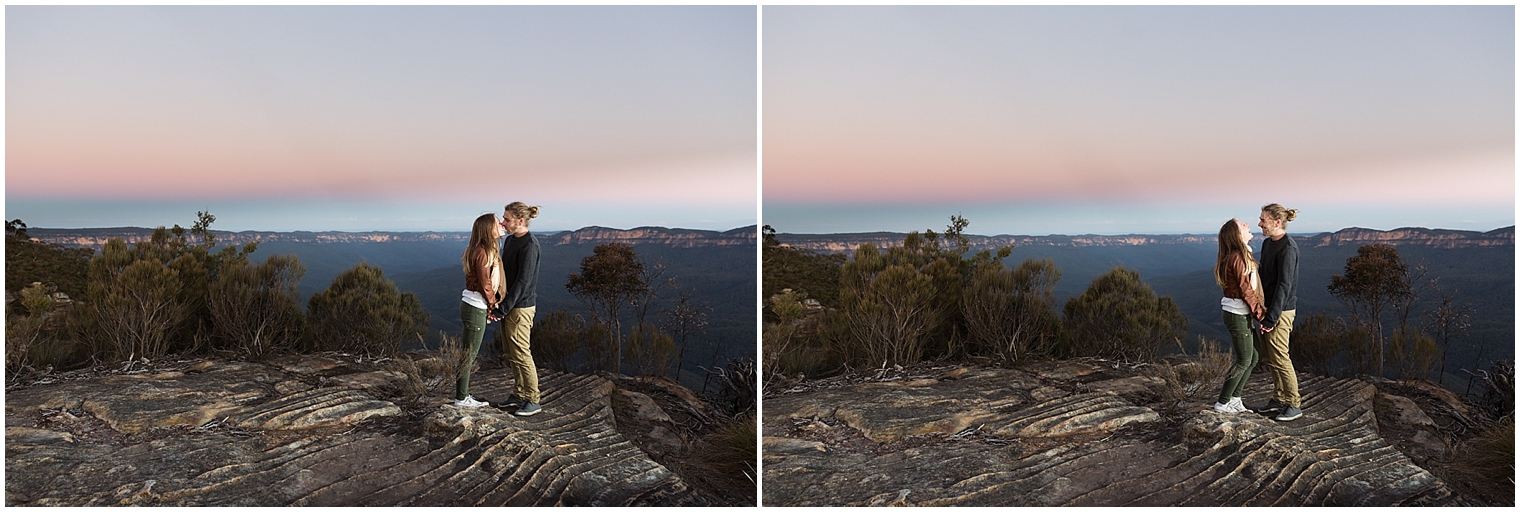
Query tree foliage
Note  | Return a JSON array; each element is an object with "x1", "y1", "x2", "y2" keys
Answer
[
  {"x1": 1328, "y1": 243, "x2": 1413, "y2": 378},
  {"x1": 209, "y1": 254, "x2": 306, "y2": 359},
  {"x1": 566, "y1": 242, "x2": 647, "y2": 372},
  {"x1": 305, "y1": 262, "x2": 427, "y2": 358},
  {"x1": 1060, "y1": 266, "x2": 1188, "y2": 362},
  {"x1": 962, "y1": 258, "x2": 1062, "y2": 365},
  {"x1": 761, "y1": 225, "x2": 846, "y2": 317}
]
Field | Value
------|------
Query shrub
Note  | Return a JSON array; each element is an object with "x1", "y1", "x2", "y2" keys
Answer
[
  {"x1": 625, "y1": 322, "x2": 676, "y2": 377},
  {"x1": 1060, "y1": 266, "x2": 1187, "y2": 362},
  {"x1": 305, "y1": 262, "x2": 428, "y2": 358},
  {"x1": 209, "y1": 254, "x2": 305, "y2": 359},
  {"x1": 5, "y1": 233, "x2": 92, "y2": 298},
  {"x1": 962, "y1": 258, "x2": 1061, "y2": 365},
  {"x1": 1386, "y1": 325, "x2": 1439, "y2": 380},
  {"x1": 79, "y1": 255, "x2": 189, "y2": 362},
  {"x1": 6, "y1": 283, "x2": 56, "y2": 379},
  {"x1": 838, "y1": 262, "x2": 941, "y2": 368},
  {"x1": 532, "y1": 309, "x2": 587, "y2": 372},
  {"x1": 1468, "y1": 419, "x2": 1515, "y2": 492},
  {"x1": 692, "y1": 414, "x2": 757, "y2": 495},
  {"x1": 1289, "y1": 312, "x2": 1379, "y2": 378}
]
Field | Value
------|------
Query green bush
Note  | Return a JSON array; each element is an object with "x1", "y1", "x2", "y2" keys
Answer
[
  {"x1": 1387, "y1": 325, "x2": 1439, "y2": 380},
  {"x1": 79, "y1": 256, "x2": 188, "y2": 362},
  {"x1": 6, "y1": 283, "x2": 57, "y2": 379},
  {"x1": 305, "y1": 262, "x2": 428, "y2": 358},
  {"x1": 1289, "y1": 312, "x2": 1391, "y2": 379},
  {"x1": 962, "y1": 258, "x2": 1062, "y2": 365},
  {"x1": 838, "y1": 261, "x2": 941, "y2": 368},
  {"x1": 5, "y1": 234, "x2": 92, "y2": 299},
  {"x1": 209, "y1": 254, "x2": 305, "y2": 359},
  {"x1": 1060, "y1": 266, "x2": 1187, "y2": 362},
  {"x1": 625, "y1": 322, "x2": 676, "y2": 377},
  {"x1": 531, "y1": 309, "x2": 587, "y2": 372}
]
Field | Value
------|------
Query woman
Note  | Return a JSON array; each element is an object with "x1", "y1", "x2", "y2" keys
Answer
[
  {"x1": 454, "y1": 213, "x2": 505, "y2": 408},
  {"x1": 495, "y1": 202, "x2": 543, "y2": 417},
  {"x1": 1213, "y1": 218, "x2": 1265, "y2": 414}
]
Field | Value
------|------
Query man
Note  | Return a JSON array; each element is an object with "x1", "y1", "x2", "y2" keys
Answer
[
  {"x1": 1256, "y1": 203, "x2": 1301, "y2": 421},
  {"x1": 494, "y1": 202, "x2": 543, "y2": 417}
]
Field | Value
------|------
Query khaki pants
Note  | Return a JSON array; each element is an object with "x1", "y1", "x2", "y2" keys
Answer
[
  {"x1": 1256, "y1": 309, "x2": 1299, "y2": 408},
  {"x1": 497, "y1": 306, "x2": 540, "y2": 404}
]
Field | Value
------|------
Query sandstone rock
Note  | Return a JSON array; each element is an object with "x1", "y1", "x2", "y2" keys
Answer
[
  {"x1": 5, "y1": 427, "x2": 74, "y2": 445},
  {"x1": 230, "y1": 388, "x2": 402, "y2": 430},
  {"x1": 764, "y1": 367, "x2": 1465, "y2": 506},
  {"x1": 763, "y1": 436, "x2": 827, "y2": 454},
  {"x1": 275, "y1": 380, "x2": 314, "y2": 395},
  {"x1": 615, "y1": 389, "x2": 673, "y2": 423},
  {"x1": 1083, "y1": 375, "x2": 1164, "y2": 396},
  {"x1": 1030, "y1": 386, "x2": 1070, "y2": 402},
  {"x1": 1379, "y1": 393, "x2": 1436, "y2": 427},
  {"x1": 766, "y1": 369, "x2": 1041, "y2": 443},
  {"x1": 326, "y1": 369, "x2": 406, "y2": 391},
  {"x1": 267, "y1": 354, "x2": 344, "y2": 375},
  {"x1": 6, "y1": 361, "x2": 710, "y2": 506}
]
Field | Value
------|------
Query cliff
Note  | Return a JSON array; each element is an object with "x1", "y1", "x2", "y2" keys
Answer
[
  {"x1": 5, "y1": 355, "x2": 750, "y2": 506},
  {"x1": 775, "y1": 226, "x2": 1514, "y2": 254},
  {"x1": 25, "y1": 225, "x2": 757, "y2": 251},
  {"x1": 762, "y1": 358, "x2": 1503, "y2": 506}
]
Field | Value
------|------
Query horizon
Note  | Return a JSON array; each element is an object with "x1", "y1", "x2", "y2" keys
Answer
[
  {"x1": 20, "y1": 222, "x2": 760, "y2": 235},
  {"x1": 769, "y1": 223, "x2": 1516, "y2": 239}
]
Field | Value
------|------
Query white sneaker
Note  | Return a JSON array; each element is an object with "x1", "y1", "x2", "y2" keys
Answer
[
  {"x1": 453, "y1": 396, "x2": 488, "y2": 408},
  {"x1": 1213, "y1": 401, "x2": 1234, "y2": 413},
  {"x1": 1228, "y1": 397, "x2": 1252, "y2": 413}
]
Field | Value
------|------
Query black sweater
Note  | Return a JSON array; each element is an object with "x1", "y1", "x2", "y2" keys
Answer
[
  {"x1": 498, "y1": 232, "x2": 540, "y2": 310},
  {"x1": 1258, "y1": 233, "x2": 1299, "y2": 328}
]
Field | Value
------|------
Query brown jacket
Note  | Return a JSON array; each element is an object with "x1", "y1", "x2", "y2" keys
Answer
[
  {"x1": 1222, "y1": 252, "x2": 1265, "y2": 320},
  {"x1": 465, "y1": 244, "x2": 505, "y2": 310}
]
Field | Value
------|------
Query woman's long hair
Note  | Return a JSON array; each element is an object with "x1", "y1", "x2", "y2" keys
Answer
[
  {"x1": 462, "y1": 213, "x2": 501, "y2": 276},
  {"x1": 1214, "y1": 219, "x2": 1257, "y2": 288}
]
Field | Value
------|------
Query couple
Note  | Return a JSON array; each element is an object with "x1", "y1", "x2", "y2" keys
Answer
[
  {"x1": 1213, "y1": 203, "x2": 1302, "y2": 422},
  {"x1": 454, "y1": 201, "x2": 544, "y2": 417}
]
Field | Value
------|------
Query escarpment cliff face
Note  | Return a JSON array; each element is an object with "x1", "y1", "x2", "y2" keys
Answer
[
  {"x1": 774, "y1": 226, "x2": 1515, "y2": 254},
  {"x1": 762, "y1": 359, "x2": 1483, "y2": 506},
  {"x1": 5, "y1": 356, "x2": 718, "y2": 506},
  {"x1": 546, "y1": 226, "x2": 756, "y2": 248},
  {"x1": 27, "y1": 225, "x2": 756, "y2": 251}
]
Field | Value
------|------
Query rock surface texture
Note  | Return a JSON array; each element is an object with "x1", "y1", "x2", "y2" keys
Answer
[
  {"x1": 762, "y1": 359, "x2": 1469, "y2": 506},
  {"x1": 6, "y1": 356, "x2": 707, "y2": 506}
]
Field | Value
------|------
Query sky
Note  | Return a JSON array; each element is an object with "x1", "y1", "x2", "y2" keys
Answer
[
  {"x1": 6, "y1": 6, "x2": 758, "y2": 232},
  {"x1": 763, "y1": 6, "x2": 1515, "y2": 235}
]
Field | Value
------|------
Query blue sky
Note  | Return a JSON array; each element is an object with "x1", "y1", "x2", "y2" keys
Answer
[
  {"x1": 763, "y1": 6, "x2": 1514, "y2": 235},
  {"x1": 7, "y1": 6, "x2": 758, "y2": 232}
]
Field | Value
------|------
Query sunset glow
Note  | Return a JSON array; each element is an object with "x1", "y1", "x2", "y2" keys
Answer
[
  {"x1": 7, "y1": 6, "x2": 758, "y2": 231},
  {"x1": 763, "y1": 6, "x2": 1514, "y2": 235}
]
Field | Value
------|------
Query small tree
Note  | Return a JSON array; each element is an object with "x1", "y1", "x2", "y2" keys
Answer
[
  {"x1": 1061, "y1": 267, "x2": 1187, "y2": 363},
  {"x1": 1328, "y1": 243, "x2": 1412, "y2": 378},
  {"x1": 209, "y1": 254, "x2": 306, "y2": 359},
  {"x1": 660, "y1": 289, "x2": 709, "y2": 380},
  {"x1": 962, "y1": 258, "x2": 1061, "y2": 365},
  {"x1": 531, "y1": 309, "x2": 588, "y2": 373},
  {"x1": 86, "y1": 258, "x2": 188, "y2": 362},
  {"x1": 1387, "y1": 325, "x2": 1439, "y2": 380},
  {"x1": 305, "y1": 262, "x2": 428, "y2": 358},
  {"x1": 566, "y1": 242, "x2": 647, "y2": 373},
  {"x1": 626, "y1": 323, "x2": 677, "y2": 377},
  {"x1": 1423, "y1": 290, "x2": 1473, "y2": 386}
]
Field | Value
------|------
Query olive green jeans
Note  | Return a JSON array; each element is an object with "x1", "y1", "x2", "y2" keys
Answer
[
  {"x1": 456, "y1": 301, "x2": 487, "y2": 401},
  {"x1": 1218, "y1": 310, "x2": 1259, "y2": 404}
]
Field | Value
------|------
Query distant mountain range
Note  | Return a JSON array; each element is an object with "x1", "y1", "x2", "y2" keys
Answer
[
  {"x1": 774, "y1": 226, "x2": 1514, "y2": 253},
  {"x1": 29, "y1": 225, "x2": 757, "y2": 250}
]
